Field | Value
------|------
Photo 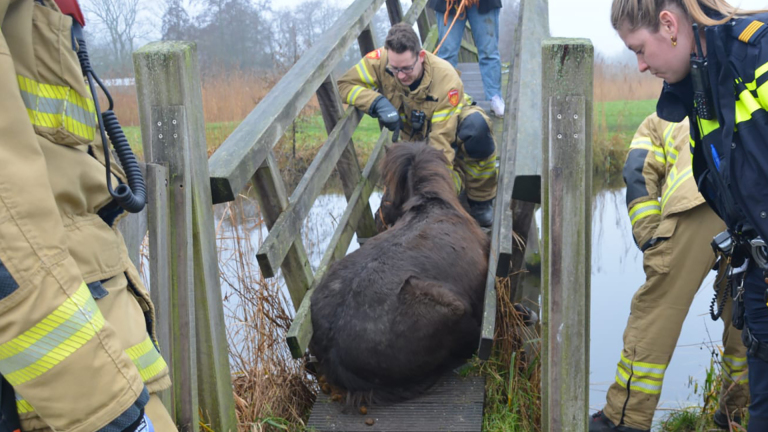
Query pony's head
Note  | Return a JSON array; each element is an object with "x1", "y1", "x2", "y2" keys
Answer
[{"x1": 375, "y1": 142, "x2": 461, "y2": 231}]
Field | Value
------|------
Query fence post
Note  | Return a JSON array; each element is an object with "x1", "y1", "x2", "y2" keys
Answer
[
  {"x1": 134, "y1": 41, "x2": 237, "y2": 432},
  {"x1": 541, "y1": 38, "x2": 593, "y2": 431}
]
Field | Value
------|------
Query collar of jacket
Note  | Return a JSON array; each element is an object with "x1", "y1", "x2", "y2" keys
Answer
[{"x1": 656, "y1": 74, "x2": 694, "y2": 123}]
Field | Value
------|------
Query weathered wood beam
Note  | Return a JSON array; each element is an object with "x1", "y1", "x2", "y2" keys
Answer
[
  {"x1": 316, "y1": 75, "x2": 379, "y2": 240},
  {"x1": 286, "y1": 130, "x2": 389, "y2": 358},
  {"x1": 250, "y1": 152, "x2": 314, "y2": 309},
  {"x1": 256, "y1": 108, "x2": 364, "y2": 278},
  {"x1": 358, "y1": 24, "x2": 377, "y2": 56},
  {"x1": 403, "y1": 0, "x2": 429, "y2": 26},
  {"x1": 208, "y1": 0, "x2": 385, "y2": 204},
  {"x1": 134, "y1": 41, "x2": 237, "y2": 432},
  {"x1": 385, "y1": 0, "x2": 404, "y2": 24},
  {"x1": 541, "y1": 38, "x2": 593, "y2": 432}
]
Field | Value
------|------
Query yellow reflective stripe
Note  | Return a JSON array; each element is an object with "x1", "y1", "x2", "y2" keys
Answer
[
  {"x1": 615, "y1": 367, "x2": 663, "y2": 394},
  {"x1": 630, "y1": 137, "x2": 652, "y2": 150},
  {"x1": 16, "y1": 394, "x2": 33, "y2": 414},
  {"x1": 697, "y1": 117, "x2": 719, "y2": 137},
  {"x1": 355, "y1": 60, "x2": 375, "y2": 88},
  {"x1": 450, "y1": 168, "x2": 462, "y2": 194},
  {"x1": 16, "y1": 75, "x2": 97, "y2": 140},
  {"x1": 347, "y1": 85, "x2": 365, "y2": 105},
  {"x1": 723, "y1": 354, "x2": 748, "y2": 370},
  {"x1": 653, "y1": 145, "x2": 666, "y2": 164},
  {"x1": 736, "y1": 89, "x2": 763, "y2": 125},
  {"x1": 620, "y1": 353, "x2": 667, "y2": 377},
  {"x1": 662, "y1": 166, "x2": 693, "y2": 211},
  {"x1": 432, "y1": 104, "x2": 464, "y2": 123},
  {"x1": 629, "y1": 201, "x2": 661, "y2": 226},
  {"x1": 463, "y1": 160, "x2": 497, "y2": 179},
  {"x1": 0, "y1": 283, "x2": 105, "y2": 386},
  {"x1": 663, "y1": 123, "x2": 675, "y2": 150},
  {"x1": 126, "y1": 336, "x2": 168, "y2": 382},
  {"x1": 756, "y1": 61, "x2": 768, "y2": 82},
  {"x1": 739, "y1": 21, "x2": 765, "y2": 43}
]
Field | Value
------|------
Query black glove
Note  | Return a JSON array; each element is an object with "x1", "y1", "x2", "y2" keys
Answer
[{"x1": 369, "y1": 96, "x2": 401, "y2": 132}]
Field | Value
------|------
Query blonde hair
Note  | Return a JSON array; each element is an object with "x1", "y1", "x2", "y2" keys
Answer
[{"x1": 610, "y1": 0, "x2": 767, "y2": 32}]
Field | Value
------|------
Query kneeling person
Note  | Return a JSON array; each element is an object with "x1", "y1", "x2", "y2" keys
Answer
[{"x1": 338, "y1": 23, "x2": 498, "y2": 227}]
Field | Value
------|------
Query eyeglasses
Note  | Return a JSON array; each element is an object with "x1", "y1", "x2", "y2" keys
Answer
[{"x1": 387, "y1": 57, "x2": 419, "y2": 75}]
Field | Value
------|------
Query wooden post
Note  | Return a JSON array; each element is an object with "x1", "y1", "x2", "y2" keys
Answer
[
  {"x1": 146, "y1": 163, "x2": 174, "y2": 414},
  {"x1": 358, "y1": 24, "x2": 377, "y2": 56},
  {"x1": 117, "y1": 163, "x2": 148, "y2": 268},
  {"x1": 134, "y1": 41, "x2": 237, "y2": 432},
  {"x1": 385, "y1": 0, "x2": 404, "y2": 24},
  {"x1": 541, "y1": 38, "x2": 593, "y2": 432}
]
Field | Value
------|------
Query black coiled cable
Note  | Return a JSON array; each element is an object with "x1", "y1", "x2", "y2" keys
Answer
[
  {"x1": 710, "y1": 259, "x2": 730, "y2": 321},
  {"x1": 74, "y1": 26, "x2": 146, "y2": 213}
]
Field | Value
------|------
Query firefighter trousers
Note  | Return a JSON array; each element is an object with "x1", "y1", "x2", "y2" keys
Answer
[{"x1": 602, "y1": 204, "x2": 749, "y2": 430}]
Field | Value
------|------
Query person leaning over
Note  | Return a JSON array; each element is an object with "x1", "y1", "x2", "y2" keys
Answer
[
  {"x1": 609, "y1": 0, "x2": 768, "y2": 429},
  {"x1": 590, "y1": 113, "x2": 748, "y2": 432},
  {"x1": 427, "y1": 0, "x2": 505, "y2": 117},
  {"x1": 0, "y1": 0, "x2": 176, "y2": 430},
  {"x1": 337, "y1": 22, "x2": 498, "y2": 227}
]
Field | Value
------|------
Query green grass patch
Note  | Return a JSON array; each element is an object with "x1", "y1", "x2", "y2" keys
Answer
[{"x1": 593, "y1": 99, "x2": 658, "y2": 178}]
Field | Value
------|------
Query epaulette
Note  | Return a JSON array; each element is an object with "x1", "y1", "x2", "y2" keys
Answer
[{"x1": 732, "y1": 14, "x2": 768, "y2": 44}]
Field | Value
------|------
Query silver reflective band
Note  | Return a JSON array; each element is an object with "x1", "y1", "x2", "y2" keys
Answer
[{"x1": 750, "y1": 237, "x2": 768, "y2": 269}]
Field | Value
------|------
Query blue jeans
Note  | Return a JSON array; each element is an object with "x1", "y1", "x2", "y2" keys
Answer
[
  {"x1": 744, "y1": 265, "x2": 768, "y2": 430},
  {"x1": 435, "y1": 7, "x2": 501, "y2": 101}
]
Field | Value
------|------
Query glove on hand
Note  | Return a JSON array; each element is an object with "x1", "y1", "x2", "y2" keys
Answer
[{"x1": 369, "y1": 96, "x2": 400, "y2": 132}]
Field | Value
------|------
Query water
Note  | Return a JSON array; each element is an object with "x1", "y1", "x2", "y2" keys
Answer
[{"x1": 588, "y1": 186, "x2": 722, "y2": 425}]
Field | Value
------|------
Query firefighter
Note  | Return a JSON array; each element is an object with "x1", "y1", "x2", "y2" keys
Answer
[
  {"x1": 610, "y1": 0, "x2": 768, "y2": 429},
  {"x1": 0, "y1": 0, "x2": 175, "y2": 430},
  {"x1": 338, "y1": 23, "x2": 498, "y2": 227},
  {"x1": 590, "y1": 113, "x2": 748, "y2": 431}
]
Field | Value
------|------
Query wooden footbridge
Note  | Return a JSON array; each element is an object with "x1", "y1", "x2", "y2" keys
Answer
[{"x1": 119, "y1": 0, "x2": 594, "y2": 430}]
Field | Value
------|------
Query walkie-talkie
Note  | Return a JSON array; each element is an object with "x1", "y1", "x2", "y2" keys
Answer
[{"x1": 690, "y1": 23, "x2": 716, "y2": 120}]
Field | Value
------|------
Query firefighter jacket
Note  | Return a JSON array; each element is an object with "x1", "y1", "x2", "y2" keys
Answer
[
  {"x1": 338, "y1": 47, "x2": 475, "y2": 166},
  {"x1": 623, "y1": 113, "x2": 703, "y2": 250},
  {"x1": 0, "y1": 1, "x2": 170, "y2": 431},
  {"x1": 657, "y1": 12, "x2": 768, "y2": 243}
]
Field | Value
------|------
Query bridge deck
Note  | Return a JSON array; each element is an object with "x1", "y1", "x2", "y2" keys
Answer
[{"x1": 306, "y1": 374, "x2": 485, "y2": 432}]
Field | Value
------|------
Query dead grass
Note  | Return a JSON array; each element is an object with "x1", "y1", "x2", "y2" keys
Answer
[{"x1": 593, "y1": 56, "x2": 663, "y2": 103}]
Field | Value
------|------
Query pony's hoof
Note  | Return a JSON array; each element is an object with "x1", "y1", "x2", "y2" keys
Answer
[
  {"x1": 359, "y1": 406, "x2": 368, "y2": 415},
  {"x1": 365, "y1": 418, "x2": 375, "y2": 426}
]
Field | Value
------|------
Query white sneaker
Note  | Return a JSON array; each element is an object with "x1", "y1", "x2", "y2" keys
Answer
[{"x1": 490, "y1": 94, "x2": 505, "y2": 117}]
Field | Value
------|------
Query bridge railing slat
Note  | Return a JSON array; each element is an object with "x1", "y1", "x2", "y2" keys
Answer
[{"x1": 287, "y1": 129, "x2": 389, "y2": 358}]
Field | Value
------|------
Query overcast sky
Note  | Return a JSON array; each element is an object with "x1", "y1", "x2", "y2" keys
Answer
[{"x1": 268, "y1": 0, "x2": 768, "y2": 57}]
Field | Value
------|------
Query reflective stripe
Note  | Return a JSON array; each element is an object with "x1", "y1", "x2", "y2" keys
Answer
[
  {"x1": 450, "y1": 169, "x2": 462, "y2": 194},
  {"x1": 724, "y1": 354, "x2": 748, "y2": 370},
  {"x1": 620, "y1": 353, "x2": 667, "y2": 377},
  {"x1": 735, "y1": 89, "x2": 763, "y2": 125},
  {"x1": 16, "y1": 393, "x2": 33, "y2": 414},
  {"x1": 697, "y1": 117, "x2": 719, "y2": 138},
  {"x1": 755, "y1": 61, "x2": 768, "y2": 82},
  {"x1": 346, "y1": 85, "x2": 365, "y2": 105},
  {"x1": 629, "y1": 201, "x2": 661, "y2": 226},
  {"x1": 432, "y1": 104, "x2": 463, "y2": 123},
  {"x1": 629, "y1": 137, "x2": 652, "y2": 151},
  {"x1": 0, "y1": 283, "x2": 105, "y2": 386},
  {"x1": 17, "y1": 75, "x2": 97, "y2": 141},
  {"x1": 661, "y1": 166, "x2": 693, "y2": 211},
  {"x1": 463, "y1": 159, "x2": 497, "y2": 179},
  {"x1": 653, "y1": 145, "x2": 666, "y2": 164},
  {"x1": 355, "y1": 60, "x2": 375, "y2": 89},
  {"x1": 126, "y1": 336, "x2": 168, "y2": 382},
  {"x1": 615, "y1": 367, "x2": 663, "y2": 394}
]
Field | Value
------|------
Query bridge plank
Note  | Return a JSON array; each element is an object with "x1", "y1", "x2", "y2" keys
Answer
[
  {"x1": 208, "y1": 0, "x2": 385, "y2": 204},
  {"x1": 286, "y1": 129, "x2": 388, "y2": 359},
  {"x1": 250, "y1": 152, "x2": 314, "y2": 309},
  {"x1": 255, "y1": 107, "x2": 363, "y2": 278}
]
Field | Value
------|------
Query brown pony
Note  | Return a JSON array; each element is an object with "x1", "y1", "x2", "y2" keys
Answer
[{"x1": 309, "y1": 142, "x2": 489, "y2": 404}]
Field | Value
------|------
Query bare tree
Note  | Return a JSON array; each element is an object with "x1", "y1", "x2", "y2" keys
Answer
[{"x1": 83, "y1": 0, "x2": 147, "y2": 75}]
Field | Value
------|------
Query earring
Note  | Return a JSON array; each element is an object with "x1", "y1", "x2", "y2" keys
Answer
[{"x1": 671, "y1": 36, "x2": 677, "y2": 46}]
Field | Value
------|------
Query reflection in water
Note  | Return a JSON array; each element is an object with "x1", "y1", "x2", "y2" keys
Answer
[{"x1": 589, "y1": 185, "x2": 723, "y2": 423}]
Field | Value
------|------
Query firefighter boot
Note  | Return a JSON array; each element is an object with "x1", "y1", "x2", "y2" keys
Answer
[
  {"x1": 712, "y1": 410, "x2": 741, "y2": 430},
  {"x1": 468, "y1": 198, "x2": 494, "y2": 227},
  {"x1": 589, "y1": 411, "x2": 649, "y2": 432}
]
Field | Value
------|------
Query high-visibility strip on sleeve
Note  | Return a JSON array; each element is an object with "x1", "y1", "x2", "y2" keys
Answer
[
  {"x1": 449, "y1": 168, "x2": 462, "y2": 194},
  {"x1": 629, "y1": 137, "x2": 653, "y2": 151},
  {"x1": 629, "y1": 200, "x2": 661, "y2": 226},
  {"x1": 15, "y1": 393, "x2": 33, "y2": 414},
  {"x1": 354, "y1": 60, "x2": 376, "y2": 89},
  {"x1": 432, "y1": 104, "x2": 464, "y2": 123},
  {"x1": 125, "y1": 336, "x2": 168, "y2": 383},
  {"x1": 463, "y1": 159, "x2": 497, "y2": 179},
  {"x1": 346, "y1": 85, "x2": 366, "y2": 105},
  {"x1": 0, "y1": 282, "x2": 105, "y2": 387}
]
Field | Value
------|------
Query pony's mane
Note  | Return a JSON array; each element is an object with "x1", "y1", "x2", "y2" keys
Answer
[{"x1": 381, "y1": 142, "x2": 461, "y2": 211}]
